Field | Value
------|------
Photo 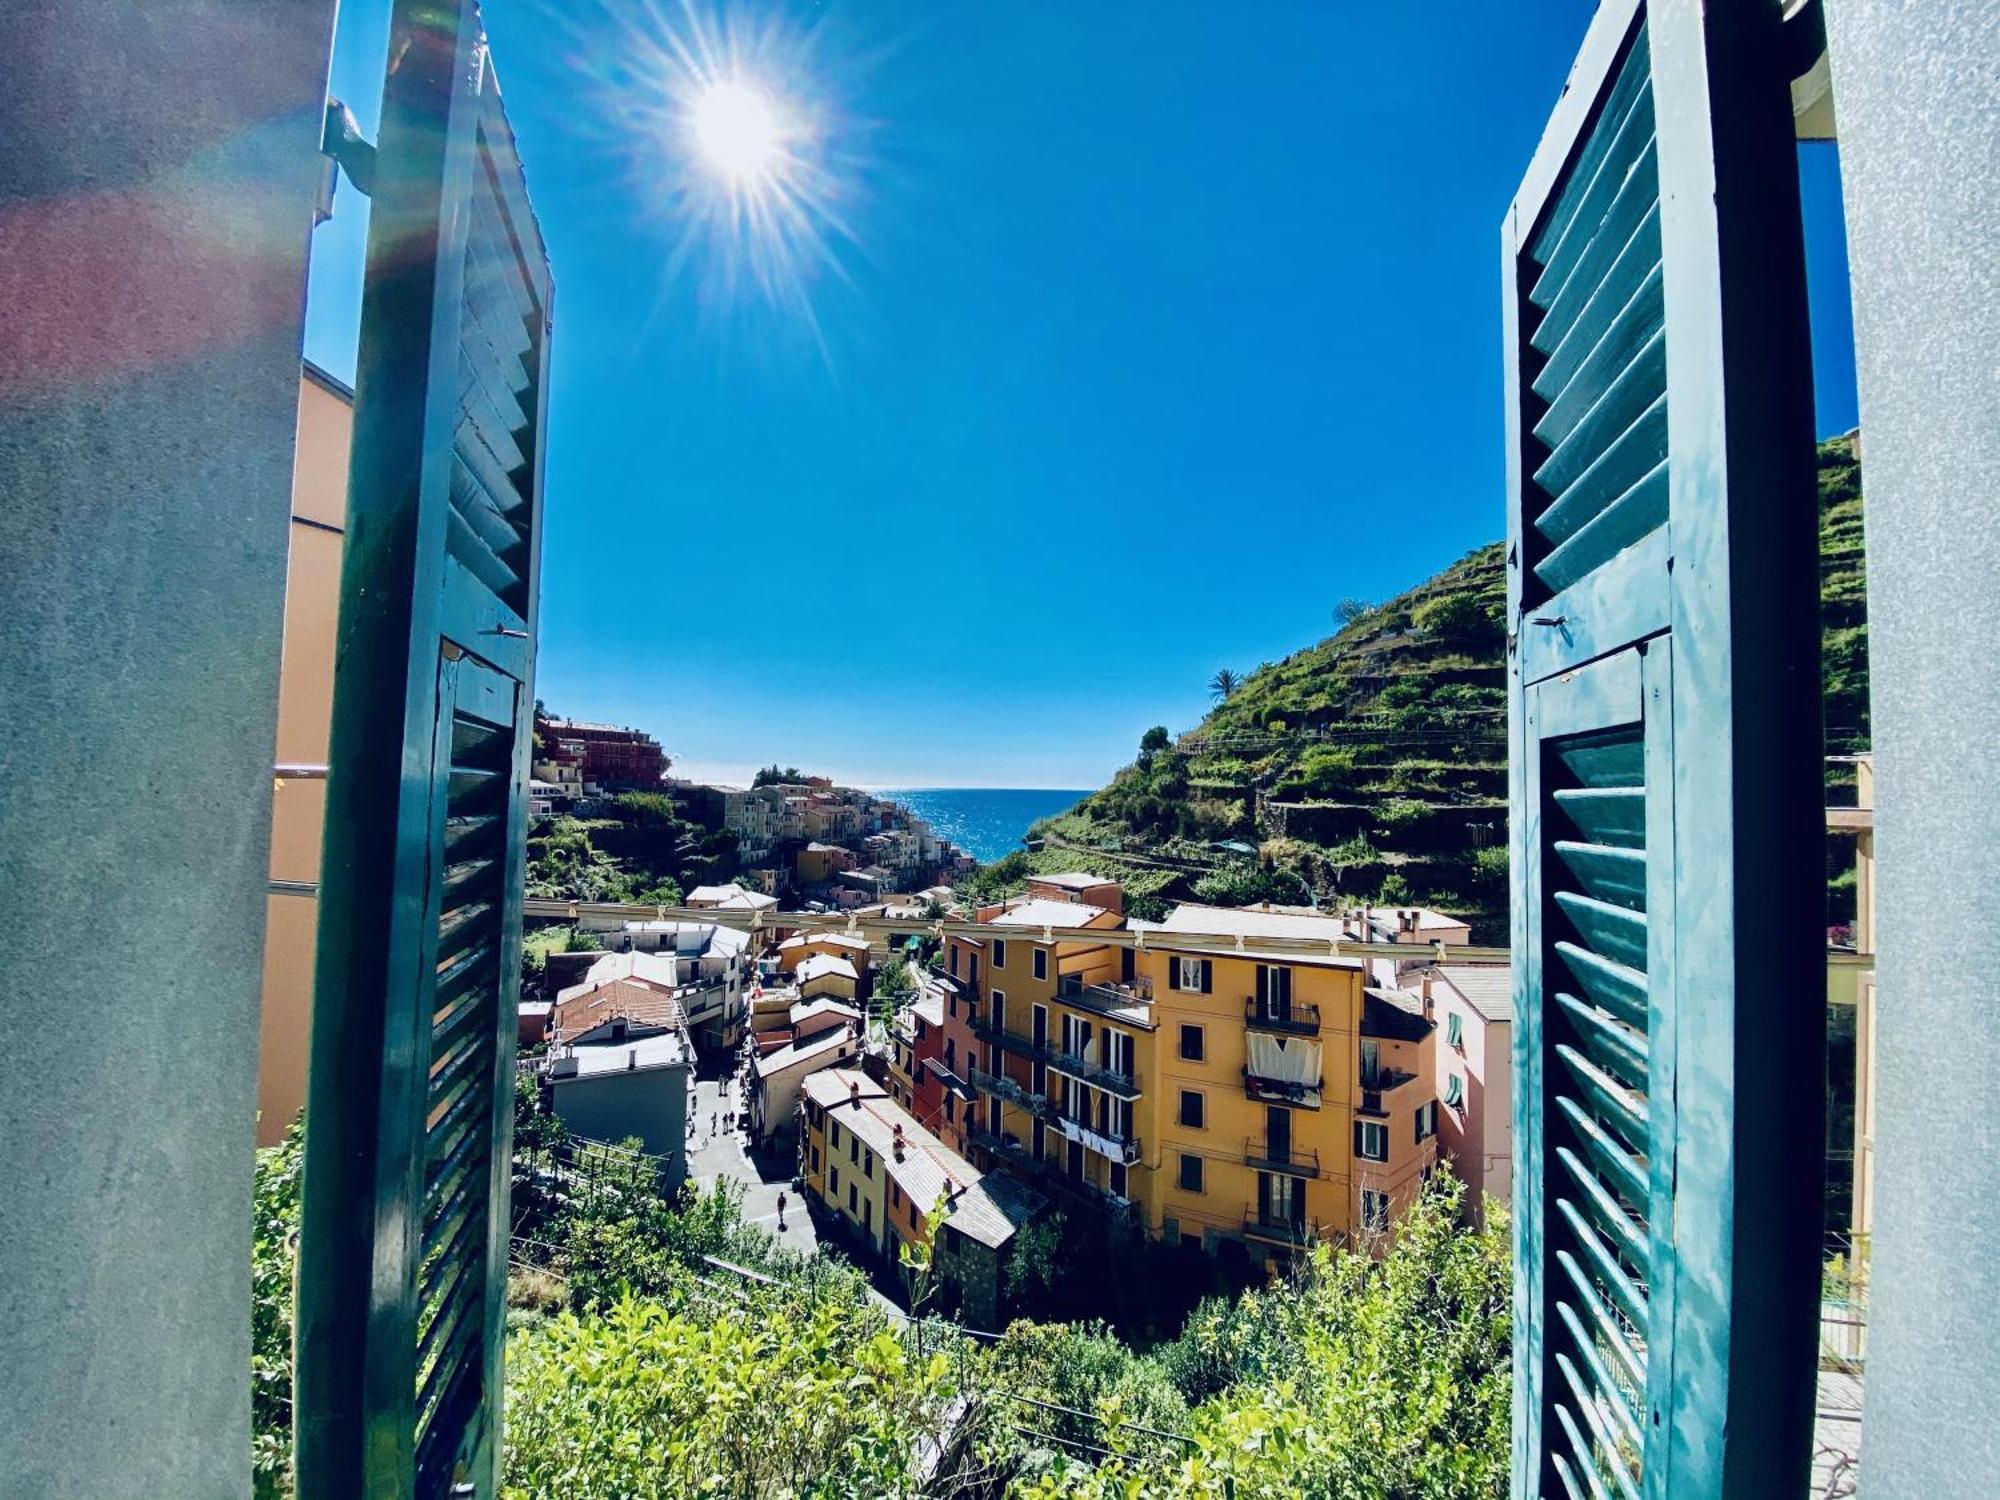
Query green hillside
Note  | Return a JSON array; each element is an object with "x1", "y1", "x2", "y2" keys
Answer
[{"x1": 993, "y1": 436, "x2": 1866, "y2": 942}]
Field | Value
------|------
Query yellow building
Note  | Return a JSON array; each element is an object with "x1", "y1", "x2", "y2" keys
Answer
[
  {"x1": 1138, "y1": 904, "x2": 1438, "y2": 1268},
  {"x1": 256, "y1": 364, "x2": 352, "y2": 1146},
  {"x1": 944, "y1": 888, "x2": 1440, "y2": 1269},
  {"x1": 799, "y1": 1067, "x2": 1035, "y2": 1325}
]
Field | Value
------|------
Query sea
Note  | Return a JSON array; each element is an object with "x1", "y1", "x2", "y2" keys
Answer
[{"x1": 874, "y1": 788, "x2": 1090, "y2": 865}]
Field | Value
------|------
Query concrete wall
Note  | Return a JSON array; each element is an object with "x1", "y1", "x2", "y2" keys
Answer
[
  {"x1": 0, "y1": 3, "x2": 336, "y2": 1492},
  {"x1": 552, "y1": 1064, "x2": 690, "y2": 1195},
  {"x1": 1822, "y1": 6, "x2": 2000, "y2": 1494}
]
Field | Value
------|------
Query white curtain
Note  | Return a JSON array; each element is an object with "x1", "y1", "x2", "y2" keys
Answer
[{"x1": 1247, "y1": 1033, "x2": 1321, "y2": 1086}]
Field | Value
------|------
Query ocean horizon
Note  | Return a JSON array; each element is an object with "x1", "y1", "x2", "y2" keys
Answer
[{"x1": 875, "y1": 787, "x2": 1088, "y2": 865}]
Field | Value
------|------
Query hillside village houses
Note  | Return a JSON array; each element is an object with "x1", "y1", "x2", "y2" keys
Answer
[{"x1": 921, "y1": 875, "x2": 1509, "y2": 1274}]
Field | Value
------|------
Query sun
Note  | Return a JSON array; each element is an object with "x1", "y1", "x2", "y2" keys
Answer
[{"x1": 691, "y1": 79, "x2": 781, "y2": 184}]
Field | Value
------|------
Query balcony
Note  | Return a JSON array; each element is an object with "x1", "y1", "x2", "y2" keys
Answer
[
  {"x1": 968, "y1": 1016, "x2": 1052, "y2": 1063},
  {"x1": 1357, "y1": 1069, "x2": 1419, "y2": 1118},
  {"x1": 1050, "y1": 1112, "x2": 1141, "y2": 1165},
  {"x1": 1056, "y1": 973, "x2": 1155, "y2": 1024},
  {"x1": 968, "y1": 1064, "x2": 1046, "y2": 1115},
  {"x1": 1243, "y1": 997, "x2": 1321, "y2": 1036},
  {"x1": 1022, "y1": 1150, "x2": 1140, "y2": 1217},
  {"x1": 1245, "y1": 1072, "x2": 1323, "y2": 1108},
  {"x1": 1046, "y1": 1048, "x2": 1142, "y2": 1101},
  {"x1": 1244, "y1": 1138, "x2": 1321, "y2": 1178},
  {"x1": 1243, "y1": 1212, "x2": 1314, "y2": 1248}
]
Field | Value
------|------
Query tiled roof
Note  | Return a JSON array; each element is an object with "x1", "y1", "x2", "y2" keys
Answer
[
  {"x1": 1431, "y1": 964, "x2": 1514, "y2": 1023},
  {"x1": 986, "y1": 898, "x2": 1116, "y2": 930},
  {"x1": 754, "y1": 1024, "x2": 859, "y2": 1080},
  {"x1": 798, "y1": 954, "x2": 859, "y2": 983},
  {"x1": 558, "y1": 951, "x2": 680, "y2": 1003},
  {"x1": 802, "y1": 1069, "x2": 1033, "y2": 1251}
]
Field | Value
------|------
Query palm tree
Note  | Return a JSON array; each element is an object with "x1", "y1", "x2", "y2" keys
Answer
[{"x1": 1209, "y1": 668, "x2": 1241, "y2": 702}]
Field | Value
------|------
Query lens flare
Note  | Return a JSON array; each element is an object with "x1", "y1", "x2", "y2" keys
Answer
[{"x1": 544, "y1": 0, "x2": 877, "y2": 355}]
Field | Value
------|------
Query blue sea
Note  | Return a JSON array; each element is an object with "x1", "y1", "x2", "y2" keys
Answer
[{"x1": 876, "y1": 788, "x2": 1090, "y2": 865}]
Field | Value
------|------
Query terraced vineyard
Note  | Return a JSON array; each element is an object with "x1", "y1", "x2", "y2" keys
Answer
[{"x1": 1005, "y1": 436, "x2": 1865, "y2": 944}]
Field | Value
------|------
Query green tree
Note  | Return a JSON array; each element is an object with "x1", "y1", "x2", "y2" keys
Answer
[{"x1": 1208, "y1": 668, "x2": 1241, "y2": 702}]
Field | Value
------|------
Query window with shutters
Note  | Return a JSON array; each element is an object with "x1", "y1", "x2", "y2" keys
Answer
[
  {"x1": 1179, "y1": 1024, "x2": 1205, "y2": 1061},
  {"x1": 1356, "y1": 1121, "x2": 1388, "y2": 1163},
  {"x1": 1361, "y1": 1189, "x2": 1390, "y2": 1234},
  {"x1": 1178, "y1": 1154, "x2": 1204, "y2": 1193},
  {"x1": 1506, "y1": 1, "x2": 1824, "y2": 1495},
  {"x1": 294, "y1": 9, "x2": 552, "y2": 1497}
]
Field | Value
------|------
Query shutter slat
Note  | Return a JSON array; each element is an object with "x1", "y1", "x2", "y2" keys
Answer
[
  {"x1": 1535, "y1": 459, "x2": 1670, "y2": 594},
  {"x1": 1557, "y1": 1247, "x2": 1649, "y2": 1394},
  {"x1": 1533, "y1": 257, "x2": 1663, "y2": 454},
  {"x1": 1554, "y1": 890, "x2": 1648, "y2": 972},
  {"x1": 1556, "y1": 1195, "x2": 1648, "y2": 1334},
  {"x1": 1558, "y1": 1145, "x2": 1649, "y2": 1267},
  {"x1": 1555, "y1": 1353, "x2": 1642, "y2": 1500},
  {"x1": 1553, "y1": 942, "x2": 1647, "y2": 1027},
  {"x1": 1551, "y1": 789, "x2": 1645, "y2": 849},
  {"x1": 1528, "y1": 27, "x2": 1653, "y2": 269},
  {"x1": 1554, "y1": 993, "x2": 1648, "y2": 1087},
  {"x1": 1557, "y1": 1045, "x2": 1647, "y2": 1146},
  {"x1": 1533, "y1": 392, "x2": 1667, "y2": 547},
  {"x1": 1558, "y1": 1301, "x2": 1644, "y2": 1455},
  {"x1": 1552, "y1": 1405, "x2": 1612, "y2": 1500},
  {"x1": 1551, "y1": 840, "x2": 1646, "y2": 910},
  {"x1": 1557, "y1": 1094, "x2": 1649, "y2": 1203},
  {"x1": 1533, "y1": 325, "x2": 1667, "y2": 499}
]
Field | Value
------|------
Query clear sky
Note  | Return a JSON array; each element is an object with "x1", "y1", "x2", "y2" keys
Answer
[{"x1": 306, "y1": 1, "x2": 1858, "y2": 789}]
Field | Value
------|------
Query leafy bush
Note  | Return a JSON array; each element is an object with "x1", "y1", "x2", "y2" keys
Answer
[
  {"x1": 504, "y1": 1289, "x2": 956, "y2": 1499},
  {"x1": 252, "y1": 1122, "x2": 305, "y2": 1497},
  {"x1": 1015, "y1": 1175, "x2": 1511, "y2": 1500},
  {"x1": 1190, "y1": 863, "x2": 1299, "y2": 907}
]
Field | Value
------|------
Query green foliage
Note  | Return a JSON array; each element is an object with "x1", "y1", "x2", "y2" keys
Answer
[
  {"x1": 960, "y1": 848, "x2": 1033, "y2": 905},
  {"x1": 1209, "y1": 669, "x2": 1242, "y2": 702},
  {"x1": 503, "y1": 1289, "x2": 957, "y2": 1499},
  {"x1": 252, "y1": 1121, "x2": 305, "y2": 1497},
  {"x1": 1410, "y1": 590, "x2": 1499, "y2": 644},
  {"x1": 979, "y1": 1320, "x2": 1192, "y2": 1484},
  {"x1": 1190, "y1": 862, "x2": 1299, "y2": 907},
  {"x1": 752, "y1": 764, "x2": 809, "y2": 787},
  {"x1": 1014, "y1": 1175, "x2": 1512, "y2": 1500}
]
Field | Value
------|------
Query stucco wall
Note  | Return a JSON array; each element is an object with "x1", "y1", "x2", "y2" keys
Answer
[
  {"x1": 0, "y1": 3, "x2": 336, "y2": 1491},
  {"x1": 1822, "y1": 5, "x2": 2000, "y2": 1493},
  {"x1": 552, "y1": 1064, "x2": 691, "y2": 1194}
]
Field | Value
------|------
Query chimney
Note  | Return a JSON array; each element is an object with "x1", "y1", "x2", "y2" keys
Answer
[
  {"x1": 627, "y1": 1048, "x2": 637, "y2": 1071},
  {"x1": 848, "y1": 1079, "x2": 861, "y2": 1107}
]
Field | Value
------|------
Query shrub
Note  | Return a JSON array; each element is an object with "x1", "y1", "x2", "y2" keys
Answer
[
  {"x1": 505, "y1": 1289, "x2": 957, "y2": 1499},
  {"x1": 251, "y1": 1122, "x2": 304, "y2": 1497},
  {"x1": 1015, "y1": 1176, "x2": 1511, "y2": 1500}
]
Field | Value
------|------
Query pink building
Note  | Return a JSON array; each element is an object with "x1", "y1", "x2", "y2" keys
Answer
[{"x1": 1420, "y1": 964, "x2": 1513, "y2": 1221}]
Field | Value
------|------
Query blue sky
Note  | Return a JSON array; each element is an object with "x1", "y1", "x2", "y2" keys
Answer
[{"x1": 307, "y1": 1, "x2": 1858, "y2": 788}]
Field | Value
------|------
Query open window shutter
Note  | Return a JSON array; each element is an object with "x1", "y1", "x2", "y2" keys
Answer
[
  {"x1": 296, "y1": 6, "x2": 551, "y2": 1499},
  {"x1": 1199, "y1": 959, "x2": 1213, "y2": 994},
  {"x1": 1504, "y1": 3, "x2": 1821, "y2": 1498}
]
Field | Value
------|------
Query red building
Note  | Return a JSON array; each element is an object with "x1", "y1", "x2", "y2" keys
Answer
[{"x1": 542, "y1": 717, "x2": 666, "y2": 788}]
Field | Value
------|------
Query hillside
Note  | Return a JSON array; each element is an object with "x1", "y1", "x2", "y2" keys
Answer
[{"x1": 996, "y1": 436, "x2": 1866, "y2": 942}]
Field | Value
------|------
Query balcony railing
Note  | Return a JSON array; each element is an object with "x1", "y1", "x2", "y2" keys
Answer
[
  {"x1": 968, "y1": 1064, "x2": 1046, "y2": 1115},
  {"x1": 1024, "y1": 1151, "x2": 1140, "y2": 1215},
  {"x1": 1244, "y1": 1138, "x2": 1321, "y2": 1178},
  {"x1": 968, "y1": 1016, "x2": 1052, "y2": 1063},
  {"x1": 1055, "y1": 974, "x2": 1155, "y2": 1023},
  {"x1": 1245, "y1": 1072, "x2": 1324, "y2": 1107},
  {"x1": 1051, "y1": 1112, "x2": 1141, "y2": 1165},
  {"x1": 1243, "y1": 996, "x2": 1321, "y2": 1035},
  {"x1": 1047, "y1": 1048, "x2": 1142, "y2": 1101},
  {"x1": 1243, "y1": 1212, "x2": 1314, "y2": 1248},
  {"x1": 1357, "y1": 1069, "x2": 1419, "y2": 1117}
]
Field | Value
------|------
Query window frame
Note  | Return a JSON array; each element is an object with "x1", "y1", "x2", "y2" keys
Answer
[
  {"x1": 1179, "y1": 1023, "x2": 1205, "y2": 1062},
  {"x1": 1357, "y1": 1119, "x2": 1389, "y2": 1163},
  {"x1": 1178, "y1": 1088, "x2": 1205, "y2": 1129},
  {"x1": 1177, "y1": 1152, "x2": 1205, "y2": 1193},
  {"x1": 1360, "y1": 1187, "x2": 1390, "y2": 1233}
]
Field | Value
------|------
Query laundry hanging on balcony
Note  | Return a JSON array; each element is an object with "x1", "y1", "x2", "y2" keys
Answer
[{"x1": 1247, "y1": 1032, "x2": 1321, "y2": 1087}]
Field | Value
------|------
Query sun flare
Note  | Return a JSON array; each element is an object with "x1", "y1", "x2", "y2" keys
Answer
[{"x1": 691, "y1": 79, "x2": 781, "y2": 184}]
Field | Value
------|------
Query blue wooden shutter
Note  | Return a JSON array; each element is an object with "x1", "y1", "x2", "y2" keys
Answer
[
  {"x1": 296, "y1": 5, "x2": 551, "y2": 1498},
  {"x1": 1504, "y1": 3, "x2": 1823, "y2": 1497}
]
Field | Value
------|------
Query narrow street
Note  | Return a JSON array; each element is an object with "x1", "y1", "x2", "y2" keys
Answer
[{"x1": 687, "y1": 1070, "x2": 819, "y2": 1258}]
